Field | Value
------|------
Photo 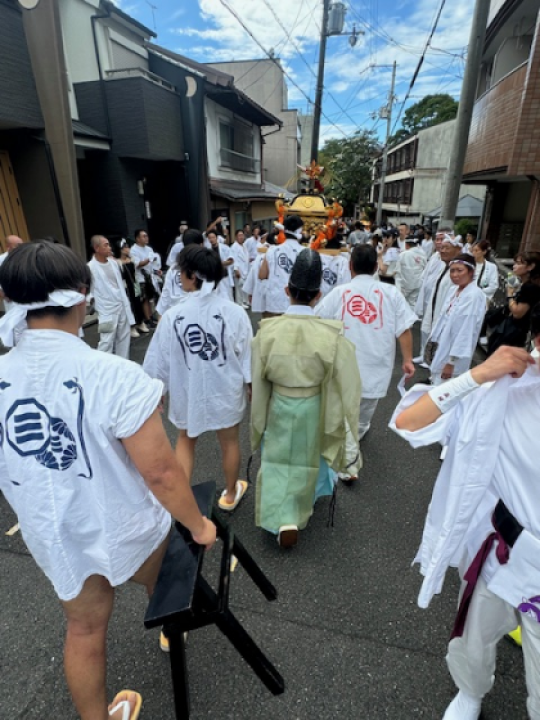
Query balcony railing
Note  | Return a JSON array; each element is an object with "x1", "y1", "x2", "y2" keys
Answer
[
  {"x1": 105, "y1": 67, "x2": 176, "y2": 93},
  {"x1": 220, "y1": 148, "x2": 260, "y2": 174}
]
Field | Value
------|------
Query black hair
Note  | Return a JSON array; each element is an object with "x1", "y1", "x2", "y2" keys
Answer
[
  {"x1": 0, "y1": 241, "x2": 91, "y2": 319},
  {"x1": 351, "y1": 244, "x2": 378, "y2": 275},
  {"x1": 288, "y1": 286, "x2": 319, "y2": 304},
  {"x1": 325, "y1": 235, "x2": 342, "y2": 250},
  {"x1": 235, "y1": 229, "x2": 244, "y2": 237},
  {"x1": 354, "y1": 221, "x2": 363, "y2": 230},
  {"x1": 515, "y1": 251, "x2": 540, "y2": 281},
  {"x1": 474, "y1": 240, "x2": 491, "y2": 260},
  {"x1": 182, "y1": 229, "x2": 205, "y2": 247},
  {"x1": 531, "y1": 302, "x2": 540, "y2": 337},
  {"x1": 266, "y1": 230, "x2": 278, "y2": 246},
  {"x1": 177, "y1": 245, "x2": 223, "y2": 289},
  {"x1": 134, "y1": 228, "x2": 146, "y2": 241},
  {"x1": 284, "y1": 215, "x2": 303, "y2": 233}
]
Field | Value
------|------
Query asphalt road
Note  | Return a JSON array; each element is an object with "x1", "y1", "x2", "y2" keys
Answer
[{"x1": 0, "y1": 320, "x2": 528, "y2": 719}]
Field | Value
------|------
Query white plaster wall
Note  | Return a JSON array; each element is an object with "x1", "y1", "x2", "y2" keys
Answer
[
  {"x1": 59, "y1": 0, "x2": 149, "y2": 88},
  {"x1": 208, "y1": 59, "x2": 298, "y2": 187},
  {"x1": 205, "y1": 98, "x2": 262, "y2": 184}
]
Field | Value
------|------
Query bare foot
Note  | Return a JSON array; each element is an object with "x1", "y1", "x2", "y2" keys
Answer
[{"x1": 108, "y1": 691, "x2": 140, "y2": 719}]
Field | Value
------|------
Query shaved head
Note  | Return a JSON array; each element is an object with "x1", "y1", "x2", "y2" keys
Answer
[{"x1": 5, "y1": 235, "x2": 23, "y2": 252}]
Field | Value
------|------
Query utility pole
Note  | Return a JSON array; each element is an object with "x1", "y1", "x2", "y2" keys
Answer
[
  {"x1": 376, "y1": 60, "x2": 397, "y2": 226},
  {"x1": 311, "y1": 0, "x2": 331, "y2": 164},
  {"x1": 439, "y1": 0, "x2": 490, "y2": 227}
]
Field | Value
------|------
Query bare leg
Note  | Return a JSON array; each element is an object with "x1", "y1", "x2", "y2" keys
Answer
[
  {"x1": 142, "y1": 297, "x2": 152, "y2": 322},
  {"x1": 217, "y1": 424, "x2": 241, "y2": 503},
  {"x1": 61, "y1": 575, "x2": 117, "y2": 720},
  {"x1": 175, "y1": 430, "x2": 198, "y2": 483}
]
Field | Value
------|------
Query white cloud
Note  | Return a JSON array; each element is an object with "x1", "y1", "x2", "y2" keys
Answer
[{"x1": 162, "y1": 0, "x2": 475, "y2": 140}]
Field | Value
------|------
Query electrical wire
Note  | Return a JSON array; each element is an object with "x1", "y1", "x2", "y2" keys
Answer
[
  {"x1": 215, "y1": 0, "x2": 351, "y2": 140},
  {"x1": 391, "y1": 0, "x2": 448, "y2": 135},
  {"x1": 259, "y1": 0, "x2": 364, "y2": 132}
]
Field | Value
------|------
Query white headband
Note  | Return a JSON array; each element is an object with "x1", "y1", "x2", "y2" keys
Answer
[
  {"x1": 443, "y1": 234, "x2": 463, "y2": 247},
  {"x1": 0, "y1": 289, "x2": 85, "y2": 348},
  {"x1": 449, "y1": 259, "x2": 475, "y2": 270}
]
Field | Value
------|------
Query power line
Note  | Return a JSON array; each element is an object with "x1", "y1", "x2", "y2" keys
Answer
[
  {"x1": 391, "y1": 0, "x2": 448, "y2": 134},
  {"x1": 259, "y1": 0, "x2": 363, "y2": 132},
  {"x1": 215, "y1": 0, "x2": 351, "y2": 140}
]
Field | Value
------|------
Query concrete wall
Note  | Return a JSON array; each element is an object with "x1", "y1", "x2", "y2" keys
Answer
[
  {"x1": 205, "y1": 98, "x2": 262, "y2": 185},
  {"x1": 208, "y1": 59, "x2": 298, "y2": 188}
]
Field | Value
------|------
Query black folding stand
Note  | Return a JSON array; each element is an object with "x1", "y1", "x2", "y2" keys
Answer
[{"x1": 144, "y1": 481, "x2": 285, "y2": 718}]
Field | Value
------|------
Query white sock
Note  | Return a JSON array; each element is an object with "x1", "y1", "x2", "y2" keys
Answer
[{"x1": 442, "y1": 691, "x2": 482, "y2": 720}]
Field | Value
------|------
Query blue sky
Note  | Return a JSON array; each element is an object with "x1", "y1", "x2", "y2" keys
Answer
[{"x1": 116, "y1": 0, "x2": 474, "y2": 145}]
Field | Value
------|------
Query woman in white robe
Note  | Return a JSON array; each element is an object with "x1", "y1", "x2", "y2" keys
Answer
[
  {"x1": 472, "y1": 240, "x2": 499, "y2": 303},
  {"x1": 428, "y1": 253, "x2": 487, "y2": 385},
  {"x1": 144, "y1": 245, "x2": 253, "y2": 513}
]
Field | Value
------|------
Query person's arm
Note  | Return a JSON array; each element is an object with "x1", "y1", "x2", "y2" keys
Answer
[
  {"x1": 206, "y1": 216, "x2": 222, "y2": 233},
  {"x1": 395, "y1": 346, "x2": 534, "y2": 432},
  {"x1": 122, "y1": 411, "x2": 216, "y2": 548},
  {"x1": 397, "y1": 328, "x2": 415, "y2": 378},
  {"x1": 507, "y1": 284, "x2": 531, "y2": 320}
]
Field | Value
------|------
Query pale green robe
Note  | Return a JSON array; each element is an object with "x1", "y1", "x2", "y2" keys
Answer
[{"x1": 251, "y1": 312, "x2": 361, "y2": 533}]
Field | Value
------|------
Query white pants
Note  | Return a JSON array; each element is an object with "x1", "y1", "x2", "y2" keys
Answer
[
  {"x1": 403, "y1": 287, "x2": 420, "y2": 310},
  {"x1": 358, "y1": 398, "x2": 379, "y2": 440},
  {"x1": 234, "y1": 276, "x2": 248, "y2": 306},
  {"x1": 97, "y1": 311, "x2": 131, "y2": 358},
  {"x1": 340, "y1": 420, "x2": 362, "y2": 478},
  {"x1": 447, "y1": 576, "x2": 540, "y2": 718}
]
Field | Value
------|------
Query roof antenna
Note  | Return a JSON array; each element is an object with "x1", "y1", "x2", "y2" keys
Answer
[{"x1": 145, "y1": 0, "x2": 158, "y2": 33}]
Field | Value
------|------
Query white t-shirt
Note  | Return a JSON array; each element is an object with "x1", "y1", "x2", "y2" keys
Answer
[
  {"x1": 0, "y1": 330, "x2": 169, "y2": 601},
  {"x1": 143, "y1": 292, "x2": 253, "y2": 437},
  {"x1": 316, "y1": 274, "x2": 417, "y2": 398}
]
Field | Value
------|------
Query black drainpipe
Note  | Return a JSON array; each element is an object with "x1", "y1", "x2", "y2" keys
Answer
[{"x1": 91, "y1": 6, "x2": 113, "y2": 139}]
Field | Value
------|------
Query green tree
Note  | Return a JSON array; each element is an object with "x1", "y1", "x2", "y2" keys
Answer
[
  {"x1": 389, "y1": 94, "x2": 458, "y2": 147},
  {"x1": 319, "y1": 130, "x2": 379, "y2": 214}
]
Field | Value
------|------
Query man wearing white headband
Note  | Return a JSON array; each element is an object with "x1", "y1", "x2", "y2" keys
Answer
[
  {"x1": 417, "y1": 232, "x2": 463, "y2": 366},
  {"x1": 259, "y1": 214, "x2": 305, "y2": 316},
  {"x1": 390, "y1": 326, "x2": 540, "y2": 720},
  {"x1": 0, "y1": 241, "x2": 216, "y2": 720},
  {"x1": 88, "y1": 235, "x2": 134, "y2": 358}
]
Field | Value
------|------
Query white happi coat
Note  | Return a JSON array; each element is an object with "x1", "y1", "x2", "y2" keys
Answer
[
  {"x1": 420, "y1": 263, "x2": 452, "y2": 338},
  {"x1": 167, "y1": 238, "x2": 183, "y2": 267},
  {"x1": 415, "y1": 252, "x2": 443, "y2": 319},
  {"x1": 0, "y1": 330, "x2": 169, "y2": 601},
  {"x1": 474, "y1": 260, "x2": 499, "y2": 302},
  {"x1": 244, "y1": 252, "x2": 267, "y2": 313},
  {"x1": 157, "y1": 265, "x2": 186, "y2": 316},
  {"x1": 230, "y1": 241, "x2": 250, "y2": 281},
  {"x1": 429, "y1": 282, "x2": 487, "y2": 378},
  {"x1": 389, "y1": 365, "x2": 540, "y2": 612},
  {"x1": 264, "y1": 238, "x2": 303, "y2": 313},
  {"x1": 213, "y1": 243, "x2": 234, "y2": 301},
  {"x1": 143, "y1": 291, "x2": 253, "y2": 437},
  {"x1": 316, "y1": 274, "x2": 417, "y2": 398},
  {"x1": 395, "y1": 246, "x2": 427, "y2": 296},
  {"x1": 88, "y1": 257, "x2": 135, "y2": 326},
  {"x1": 320, "y1": 253, "x2": 352, "y2": 298},
  {"x1": 131, "y1": 243, "x2": 160, "y2": 284},
  {"x1": 244, "y1": 236, "x2": 262, "y2": 262}
]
